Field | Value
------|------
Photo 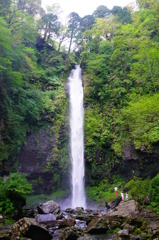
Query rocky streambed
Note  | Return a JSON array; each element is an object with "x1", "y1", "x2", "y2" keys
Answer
[{"x1": 0, "y1": 198, "x2": 159, "y2": 240}]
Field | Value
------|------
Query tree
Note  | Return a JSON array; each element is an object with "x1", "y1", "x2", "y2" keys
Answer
[
  {"x1": 72, "y1": 15, "x2": 95, "y2": 50},
  {"x1": 151, "y1": 173, "x2": 159, "y2": 204},
  {"x1": 57, "y1": 25, "x2": 68, "y2": 52},
  {"x1": 136, "y1": 0, "x2": 158, "y2": 9},
  {"x1": 38, "y1": 4, "x2": 62, "y2": 42},
  {"x1": 0, "y1": 0, "x2": 42, "y2": 31},
  {"x1": 93, "y1": 5, "x2": 111, "y2": 18},
  {"x1": 16, "y1": 0, "x2": 42, "y2": 15},
  {"x1": 130, "y1": 43, "x2": 159, "y2": 93},
  {"x1": 68, "y1": 12, "x2": 81, "y2": 53},
  {"x1": 124, "y1": 177, "x2": 151, "y2": 204},
  {"x1": 80, "y1": 15, "x2": 95, "y2": 31},
  {"x1": 0, "y1": 173, "x2": 32, "y2": 216},
  {"x1": 112, "y1": 6, "x2": 132, "y2": 24},
  {"x1": 122, "y1": 94, "x2": 159, "y2": 149},
  {"x1": 39, "y1": 13, "x2": 60, "y2": 41},
  {"x1": 0, "y1": 17, "x2": 14, "y2": 97},
  {"x1": 88, "y1": 16, "x2": 118, "y2": 39}
]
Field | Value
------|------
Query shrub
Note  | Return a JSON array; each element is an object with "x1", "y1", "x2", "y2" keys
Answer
[
  {"x1": 124, "y1": 177, "x2": 151, "y2": 204},
  {"x1": 150, "y1": 173, "x2": 159, "y2": 203},
  {"x1": 0, "y1": 173, "x2": 32, "y2": 216}
]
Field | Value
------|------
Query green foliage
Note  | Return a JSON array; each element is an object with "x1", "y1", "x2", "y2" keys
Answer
[
  {"x1": 4, "y1": 173, "x2": 32, "y2": 196},
  {"x1": 0, "y1": 17, "x2": 12, "y2": 92},
  {"x1": 85, "y1": 107, "x2": 104, "y2": 148},
  {"x1": 112, "y1": 6, "x2": 132, "y2": 24},
  {"x1": 124, "y1": 177, "x2": 151, "y2": 204},
  {"x1": 0, "y1": 86, "x2": 44, "y2": 160},
  {"x1": 0, "y1": 0, "x2": 159, "y2": 211},
  {"x1": 81, "y1": 0, "x2": 159, "y2": 187},
  {"x1": 80, "y1": 15, "x2": 95, "y2": 31},
  {"x1": 122, "y1": 94, "x2": 159, "y2": 149},
  {"x1": 86, "y1": 175, "x2": 124, "y2": 205},
  {"x1": 68, "y1": 12, "x2": 81, "y2": 52},
  {"x1": 86, "y1": 173, "x2": 159, "y2": 212},
  {"x1": 38, "y1": 12, "x2": 60, "y2": 41},
  {"x1": 0, "y1": 0, "x2": 74, "y2": 198},
  {"x1": 26, "y1": 189, "x2": 70, "y2": 207},
  {"x1": 93, "y1": 5, "x2": 110, "y2": 18},
  {"x1": 150, "y1": 173, "x2": 159, "y2": 203},
  {"x1": 134, "y1": 228, "x2": 142, "y2": 234},
  {"x1": 0, "y1": 173, "x2": 32, "y2": 215},
  {"x1": 123, "y1": 174, "x2": 159, "y2": 213}
]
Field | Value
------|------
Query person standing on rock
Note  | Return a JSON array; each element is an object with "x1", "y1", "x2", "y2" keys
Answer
[
  {"x1": 126, "y1": 192, "x2": 128, "y2": 201},
  {"x1": 105, "y1": 201, "x2": 110, "y2": 211},
  {"x1": 121, "y1": 192, "x2": 124, "y2": 201},
  {"x1": 115, "y1": 186, "x2": 118, "y2": 195}
]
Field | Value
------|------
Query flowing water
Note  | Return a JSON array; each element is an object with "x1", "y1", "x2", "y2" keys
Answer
[
  {"x1": 91, "y1": 234, "x2": 115, "y2": 240},
  {"x1": 69, "y1": 65, "x2": 86, "y2": 209}
]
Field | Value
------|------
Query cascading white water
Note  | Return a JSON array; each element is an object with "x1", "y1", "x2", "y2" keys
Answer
[{"x1": 69, "y1": 65, "x2": 86, "y2": 209}]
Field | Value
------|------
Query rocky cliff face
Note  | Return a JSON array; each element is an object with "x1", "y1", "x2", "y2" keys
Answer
[
  {"x1": 85, "y1": 142, "x2": 159, "y2": 185},
  {"x1": 119, "y1": 142, "x2": 159, "y2": 179},
  {"x1": 18, "y1": 126, "x2": 159, "y2": 194},
  {"x1": 18, "y1": 129, "x2": 55, "y2": 174},
  {"x1": 18, "y1": 128, "x2": 54, "y2": 194},
  {"x1": 18, "y1": 126, "x2": 70, "y2": 194}
]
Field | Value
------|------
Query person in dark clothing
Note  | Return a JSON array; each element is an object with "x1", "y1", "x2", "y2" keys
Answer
[{"x1": 105, "y1": 201, "x2": 110, "y2": 211}]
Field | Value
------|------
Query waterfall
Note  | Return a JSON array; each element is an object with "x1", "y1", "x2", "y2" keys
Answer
[{"x1": 68, "y1": 65, "x2": 86, "y2": 209}]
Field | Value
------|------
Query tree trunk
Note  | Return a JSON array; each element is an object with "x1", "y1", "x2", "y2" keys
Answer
[{"x1": 68, "y1": 29, "x2": 73, "y2": 54}]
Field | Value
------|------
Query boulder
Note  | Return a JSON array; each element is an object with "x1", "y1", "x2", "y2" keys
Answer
[
  {"x1": 138, "y1": 208, "x2": 159, "y2": 220},
  {"x1": 0, "y1": 225, "x2": 12, "y2": 240},
  {"x1": 117, "y1": 229, "x2": 129, "y2": 236},
  {"x1": 123, "y1": 223, "x2": 135, "y2": 233},
  {"x1": 101, "y1": 215, "x2": 123, "y2": 230},
  {"x1": 75, "y1": 207, "x2": 84, "y2": 212},
  {"x1": 58, "y1": 227, "x2": 85, "y2": 240},
  {"x1": 23, "y1": 206, "x2": 35, "y2": 218},
  {"x1": 36, "y1": 213, "x2": 56, "y2": 223},
  {"x1": 12, "y1": 217, "x2": 52, "y2": 240},
  {"x1": 112, "y1": 200, "x2": 140, "y2": 217},
  {"x1": 44, "y1": 218, "x2": 75, "y2": 228},
  {"x1": 143, "y1": 195, "x2": 151, "y2": 205},
  {"x1": 37, "y1": 200, "x2": 60, "y2": 214},
  {"x1": 109, "y1": 196, "x2": 122, "y2": 210},
  {"x1": 77, "y1": 235, "x2": 93, "y2": 240},
  {"x1": 75, "y1": 219, "x2": 87, "y2": 229},
  {"x1": 149, "y1": 221, "x2": 159, "y2": 236},
  {"x1": 86, "y1": 218, "x2": 108, "y2": 234},
  {"x1": 117, "y1": 229, "x2": 131, "y2": 240},
  {"x1": 75, "y1": 214, "x2": 94, "y2": 224},
  {"x1": 58, "y1": 218, "x2": 76, "y2": 228},
  {"x1": 65, "y1": 208, "x2": 75, "y2": 214},
  {"x1": 65, "y1": 207, "x2": 85, "y2": 215}
]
